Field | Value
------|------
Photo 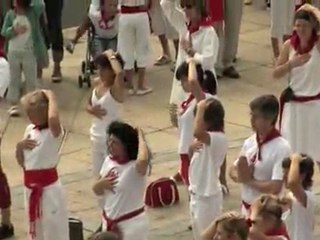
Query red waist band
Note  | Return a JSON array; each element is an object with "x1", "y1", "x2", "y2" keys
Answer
[
  {"x1": 121, "y1": 6, "x2": 147, "y2": 14},
  {"x1": 24, "y1": 168, "x2": 58, "y2": 239},
  {"x1": 103, "y1": 207, "x2": 144, "y2": 231}
]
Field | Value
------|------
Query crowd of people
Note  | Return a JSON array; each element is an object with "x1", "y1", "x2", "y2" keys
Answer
[{"x1": 0, "y1": 0, "x2": 320, "y2": 240}]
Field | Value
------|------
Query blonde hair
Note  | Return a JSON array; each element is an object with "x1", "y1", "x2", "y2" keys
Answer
[
  {"x1": 20, "y1": 90, "x2": 48, "y2": 113},
  {"x1": 215, "y1": 212, "x2": 249, "y2": 240}
]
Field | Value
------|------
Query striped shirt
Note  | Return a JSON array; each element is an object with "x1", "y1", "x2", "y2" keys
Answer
[{"x1": 120, "y1": 0, "x2": 146, "y2": 6}]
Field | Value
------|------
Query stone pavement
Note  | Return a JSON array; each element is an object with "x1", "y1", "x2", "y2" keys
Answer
[{"x1": 1, "y1": 5, "x2": 320, "y2": 240}]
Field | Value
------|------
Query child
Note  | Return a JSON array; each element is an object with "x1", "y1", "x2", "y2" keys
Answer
[
  {"x1": 282, "y1": 154, "x2": 315, "y2": 240},
  {"x1": 1, "y1": 0, "x2": 47, "y2": 116},
  {"x1": 248, "y1": 194, "x2": 290, "y2": 240},
  {"x1": 270, "y1": 0, "x2": 295, "y2": 60},
  {"x1": 188, "y1": 98, "x2": 227, "y2": 240},
  {"x1": 87, "y1": 49, "x2": 125, "y2": 178},
  {"x1": 0, "y1": 138, "x2": 14, "y2": 239},
  {"x1": 66, "y1": 0, "x2": 119, "y2": 56},
  {"x1": 16, "y1": 90, "x2": 69, "y2": 240},
  {"x1": 202, "y1": 212, "x2": 249, "y2": 240},
  {"x1": 173, "y1": 59, "x2": 217, "y2": 185}
]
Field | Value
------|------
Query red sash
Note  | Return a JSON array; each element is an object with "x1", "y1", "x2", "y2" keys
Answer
[
  {"x1": 102, "y1": 207, "x2": 144, "y2": 231},
  {"x1": 121, "y1": 6, "x2": 147, "y2": 14},
  {"x1": 266, "y1": 224, "x2": 290, "y2": 240},
  {"x1": 187, "y1": 17, "x2": 212, "y2": 34},
  {"x1": 290, "y1": 30, "x2": 318, "y2": 55},
  {"x1": 279, "y1": 91, "x2": 320, "y2": 129},
  {"x1": 24, "y1": 168, "x2": 58, "y2": 239},
  {"x1": 180, "y1": 94, "x2": 195, "y2": 115},
  {"x1": 250, "y1": 128, "x2": 281, "y2": 163}
]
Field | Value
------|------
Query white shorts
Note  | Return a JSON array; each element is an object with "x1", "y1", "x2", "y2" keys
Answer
[
  {"x1": 189, "y1": 192, "x2": 223, "y2": 240},
  {"x1": 117, "y1": 12, "x2": 151, "y2": 69},
  {"x1": 91, "y1": 136, "x2": 108, "y2": 178},
  {"x1": 149, "y1": 0, "x2": 179, "y2": 39},
  {"x1": 270, "y1": 0, "x2": 295, "y2": 38}
]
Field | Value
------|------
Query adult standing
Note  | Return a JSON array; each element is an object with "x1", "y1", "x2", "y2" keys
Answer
[
  {"x1": 44, "y1": 0, "x2": 64, "y2": 82},
  {"x1": 274, "y1": 5, "x2": 320, "y2": 168},
  {"x1": 222, "y1": 0, "x2": 243, "y2": 78}
]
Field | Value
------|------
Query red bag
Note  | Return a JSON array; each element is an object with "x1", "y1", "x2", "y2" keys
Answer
[{"x1": 145, "y1": 178, "x2": 179, "y2": 208}]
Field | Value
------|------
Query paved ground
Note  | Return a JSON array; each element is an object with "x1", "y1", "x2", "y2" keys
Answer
[{"x1": 1, "y1": 5, "x2": 320, "y2": 240}]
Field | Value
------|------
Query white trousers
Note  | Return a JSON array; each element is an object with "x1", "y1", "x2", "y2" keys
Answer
[
  {"x1": 270, "y1": 0, "x2": 295, "y2": 38},
  {"x1": 117, "y1": 12, "x2": 151, "y2": 70},
  {"x1": 102, "y1": 213, "x2": 148, "y2": 240},
  {"x1": 189, "y1": 192, "x2": 223, "y2": 240},
  {"x1": 91, "y1": 137, "x2": 108, "y2": 178},
  {"x1": 24, "y1": 181, "x2": 69, "y2": 240}
]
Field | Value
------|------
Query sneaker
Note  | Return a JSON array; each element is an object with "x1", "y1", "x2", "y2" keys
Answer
[
  {"x1": 0, "y1": 224, "x2": 14, "y2": 239},
  {"x1": 136, "y1": 87, "x2": 153, "y2": 96},
  {"x1": 52, "y1": 66, "x2": 62, "y2": 83},
  {"x1": 170, "y1": 62, "x2": 176, "y2": 72},
  {"x1": 223, "y1": 66, "x2": 240, "y2": 79},
  {"x1": 128, "y1": 88, "x2": 136, "y2": 96},
  {"x1": 66, "y1": 41, "x2": 75, "y2": 54},
  {"x1": 8, "y1": 106, "x2": 20, "y2": 117},
  {"x1": 154, "y1": 56, "x2": 171, "y2": 66}
]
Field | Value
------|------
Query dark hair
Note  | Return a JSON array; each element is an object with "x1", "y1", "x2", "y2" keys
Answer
[
  {"x1": 94, "y1": 52, "x2": 125, "y2": 70},
  {"x1": 175, "y1": 61, "x2": 217, "y2": 95},
  {"x1": 295, "y1": 9, "x2": 320, "y2": 32},
  {"x1": 11, "y1": 0, "x2": 32, "y2": 9},
  {"x1": 180, "y1": 0, "x2": 208, "y2": 17},
  {"x1": 194, "y1": 98, "x2": 224, "y2": 131},
  {"x1": 107, "y1": 121, "x2": 139, "y2": 161},
  {"x1": 282, "y1": 154, "x2": 314, "y2": 189},
  {"x1": 249, "y1": 95, "x2": 279, "y2": 125}
]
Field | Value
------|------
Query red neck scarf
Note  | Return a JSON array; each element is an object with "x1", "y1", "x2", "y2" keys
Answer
[
  {"x1": 266, "y1": 224, "x2": 290, "y2": 239},
  {"x1": 252, "y1": 128, "x2": 281, "y2": 162},
  {"x1": 180, "y1": 94, "x2": 195, "y2": 114},
  {"x1": 33, "y1": 123, "x2": 49, "y2": 131},
  {"x1": 187, "y1": 17, "x2": 212, "y2": 34},
  {"x1": 290, "y1": 30, "x2": 318, "y2": 55},
  {"x1": 110, "y1": 155, "x2": 129, "y2": 165}
]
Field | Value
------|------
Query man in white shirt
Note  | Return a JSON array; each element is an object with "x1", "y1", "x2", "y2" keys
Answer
[{"x1": 229, "y1": 95, "x2": 291, "y2": 217}]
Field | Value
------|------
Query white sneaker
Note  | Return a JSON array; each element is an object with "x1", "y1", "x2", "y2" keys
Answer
[
  {"x1": 8, "y1": 106, "x2": 20, "y2": 117},
  {"x1": 66, "y1": 42, "x2": 75, "y2": 54},
  {"x1": 128, "y1": 89, "x2": 136, "y2": 96},
  {"x1": 136, "y1": 88, "x2": 153, "y2": 96}
]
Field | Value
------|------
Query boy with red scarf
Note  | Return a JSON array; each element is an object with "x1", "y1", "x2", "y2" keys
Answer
[{"x1": 229, "y1": 95, "x2": 291, "y2": 217}]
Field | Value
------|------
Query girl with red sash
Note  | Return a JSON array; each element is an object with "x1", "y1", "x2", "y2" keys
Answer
[
  {"x1": 174, "y1": 59, "x2": 217, "y2": 185},
  {"x1": 274, "y1": 4, "x2": 320, "y2": 169},
  {"x1": 93, "y1": 121, "x2": 151, "y2": 240},
  {"x1": 248, "y1": 194, "x2": 290, "y2": 240},
  {"x1": 16, "y1": 90, "x2": 69, "y2": 240}
]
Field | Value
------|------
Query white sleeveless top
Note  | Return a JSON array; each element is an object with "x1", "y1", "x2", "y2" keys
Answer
[
  {"x1": 99, "y1": 156, "x2": 146, "y2": 219},
  {"x1": 178, "y1": 93, "x2": 216, "y2": 154},
  {"x1": 88, "y1": 4, "x2": 119, "y2": 39},
  {"x1": 289, "y1": 46, "x2": 320, "y2": 96},
  {"x1": 90, "y1": 88, "x2": 121, "y2": 139},
  {"x1": 23, "y1": 125, "x2": 61, "y2": 170}
]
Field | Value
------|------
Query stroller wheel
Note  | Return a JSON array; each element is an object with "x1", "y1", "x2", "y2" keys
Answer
[
  {"x1": 84, "y1": 75, "x2": 91, "y2": 88},
  {"x1": 90, "y1": 61, "x2": 95, "y2": 74},
  {"x1": 78, "y1": 76, "x2": 83, "y2": 88},
  {"x1": 81, "y1": 61, "x2": 86, "y2": 74},
  {"x1": 134, "y1": 61, "x2": 138, "y2": 73},
  {"x1": 87, "y1": 77, "x2": 92, "y2": 88}
]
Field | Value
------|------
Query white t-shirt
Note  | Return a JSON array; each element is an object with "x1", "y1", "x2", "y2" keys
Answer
[
  {"x1": 23, "y1": 125, "x2": 62, "y2": 170},
  {"x1": 99, "y1": 156, "x2": 146, "y2": 219},
  {"x1": 0, "y1": 57, "x2": 10, "y2": 98},
  {"x1": 177, "y1": 93, "x2": 216, "y2": 154},
  {"x1": 120, "y1": 0, "x2": 146, "y2": 6},
  {"x1": 284, "y1": 191, "x2": 315, "y2": 240},
  {"x1": 235, "y1": 134, "x2": 291, "y2": 204},
  {"x1": 90, "y1": 89, "x2": 122, "y2": 140},
  {"x1": 9, "y1": 15, "x2": 32, "y2": 52},
  {"x1": 189, "y1": 132, "x2": 227, "y2": 196},
  {"x1": 88, "y1": 4, "x2": 119, "y2": 39}
]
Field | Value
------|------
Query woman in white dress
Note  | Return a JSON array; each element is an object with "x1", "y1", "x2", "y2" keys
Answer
[{"x1": 273, "y1": 4, "x2": 320, "y2": 168}]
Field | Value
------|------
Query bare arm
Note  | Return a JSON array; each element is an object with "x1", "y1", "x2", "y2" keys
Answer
[
  {"x1": 229, "y1": 165, "x2": 240, "y2": 183},
  {"x1": 188, "y1": 59, "x2": 205, "y2": 102},
  {"x1": 202, "y1": 220, "x2": 217, "y2": 240},
  {"x1": 193, "y1": 100, "x2": 210, "y2": 145},
  {"x1": 273, "y1": 41, "x2": 291, "y2": 79},
  {"x1": 247, "y1": 179, "x2": 283, "y2": 195},
  {"x1": 135, "y1": 129, "x2": 150, "y2": 176},
  {"x1": 15, "y1": 142, "x2": 25, "y2": 168},
  {"x1": 43, "y1": 90, "x2": 61, "y2": 138},
  {"x1": 287, "y1": 154, "x2": 308, "y2": 207},
  {"x1": 93, "y1": 178, "x2": 107, "y2": 196}
]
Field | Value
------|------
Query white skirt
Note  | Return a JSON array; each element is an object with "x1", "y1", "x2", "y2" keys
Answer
[{"x1": 281, "y1": 100, "x2": 320, "y2": 162}]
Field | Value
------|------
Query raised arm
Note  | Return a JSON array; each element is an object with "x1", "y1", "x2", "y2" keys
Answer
[
  {"x1": 188, "y1": 59, "x2": 205, "y2": 102},
  {"x1": 160, "y1": 0, "x2": 187, "y2": 34},
  {"x1": 272, "y1": 41, "x2": 291, "y2": 79},
  {"x1": 42, "y1": 90, "x2": 61, "y2": 138},
  {"x1": 135, "y1": 129, "x2": 150, "y2": 176},
  {"x1": 193, "y1": 100, "x2": 210, "y2": 145}
]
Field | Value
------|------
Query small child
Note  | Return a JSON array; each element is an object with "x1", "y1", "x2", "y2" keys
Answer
[
  {"x1": 66, "y1": 0, "x2": 119, "y2": 55},
  {"x1": 16, "y1": 90, "x2": 69, "y2": 240},
  {"x1": 1, "y1": 0, "x2": 47, "y2": 116},
  {"x1": 87, "y1": 49, "x2": 125, "y2": 178},
  {"x1": 248, "y1": 194, "x2": 290, "y2": 240},
  {"x1": 0, "y1": 46, "x2": 10, "y2": 100},
  {"x1": 282, "y1": 154, "x2": 315, "y2": 240},
  {"x1": 188, "y1": 98, "x2": 228, "y2": 240},
  {"x1": 202, "y1": 212, "x2": 249, "y2": 240}
]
